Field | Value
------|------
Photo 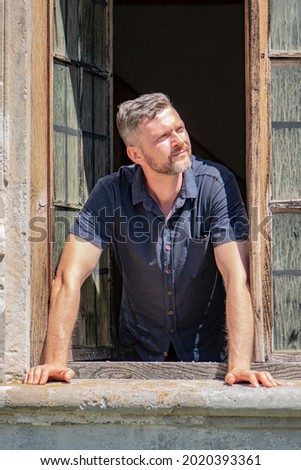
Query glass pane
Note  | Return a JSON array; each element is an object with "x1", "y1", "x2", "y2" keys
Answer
[
  {"x1": 54, "y1": 0, "x2": 66, "y2": 56},
  {"x1": 53, "y1": 63, "x2": 66, "y2": 127},
  {"x1": 66, "y1": 0, "x2": 79, "y2": 60},
  {"x1": 271, "y1": 63, "x2": 301, "y2": 200},
  {"x1": 53, "y1": 131, "x2": 66, "y2": 201},
  {"x1": 272, "y1": 128, "x2": 301, "y2": 200},
  {"x1": 54, "y1": 132, "x2": 80, "y2": 204},
  {"x1": 94, "y1": 138, "x2": 110, "y2": 178},
  {"x1": 81, "y1": 0, "x2": 93, "y2": 64},
  {"x1": 273, "y1": 275, "x2": 301, "y2": 350},
  {"x1": 54, "y1": 0, "x2": 79, "y2": 59},
  {"x1": 52, "y1": 208, "x2": 79, "y2": 270},
  {"x1": 82, "y1": 137, "x2": 109, "y2": 202},
  {"x1": 94, "y1": 77, "x2": 108, "y2": 135},
  {"x1": 272, "y1": 64, "x2": 301, "y2": 122},
  {"x1": 54, "y1": 61, "x2": 80, "y2": 205},
  {"x1": 273, "y1": 213, "x2": 301, "y2": 351},
  {"x1": 54, "y1": 62, "x2": 79, "y2": 129},
  {"x1": 66, "y1": 66, "x2": 79, "y2": 129},
  {"x1": 82, "y1": 72, "x2": 93, "y2": 133},
  {"x1": 81, "y1": 0, "x2": 108, "y2": 70},
  {"x1": 82, "y1": 73, "x2": 108, "y2": 134},
  {"x1": 94, "y1": 1, "x2": 109, "y2": 70},
  {"x1": 270, "y1": 0, "x2": 301, "y2": 53},
  {"x1": 273, "y1": 213, "x2": 301, "y2": 271},
  {"x1": 66, "y1": 135, "x2": 80, "y2": 204}
]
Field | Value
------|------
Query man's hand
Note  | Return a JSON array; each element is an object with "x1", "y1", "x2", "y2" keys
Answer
[
  {"x1": 23, "y1": 364, "x2": 75, "y2": 385},
  {"x1": 225, "y1": 368, "x2": 282, "y2": 388}
]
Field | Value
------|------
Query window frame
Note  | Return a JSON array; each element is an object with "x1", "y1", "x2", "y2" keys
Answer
[
  {"x1": 51, "y1": 0, "x2": 115, "y2": 361},
  {"x1": 29, "y1": 0, "x2": 301, "y2": 378},
  {"x1": 246, "y1": 0, "x2": 301, "y2": 364},
  {"x1": 30, "y1": 0, "x2": 53, "y2": 365}
]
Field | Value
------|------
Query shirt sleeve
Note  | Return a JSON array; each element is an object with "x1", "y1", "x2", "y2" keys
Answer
[
  {"x1": 209, "y1": 170, "x2": 249, "y2": 247},
  {"x1": 70, "y1": 179, "x2": 114, "y2": 249}
]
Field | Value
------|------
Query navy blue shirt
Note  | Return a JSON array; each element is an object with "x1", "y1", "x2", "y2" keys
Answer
[{"x1": 71, "y1": 156, "x2": 249, "y2": 362}]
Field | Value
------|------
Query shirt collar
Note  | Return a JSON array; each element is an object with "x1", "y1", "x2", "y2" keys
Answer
[
  {"x1": 182, "y1": 157, "x2": 198, "y2": 199},
  {"x1": 131, "y1": 156, "x2": 198, "y2": 206},
  {"x1": 131, "y1": 165, "x2": 144, "y2": 205}
]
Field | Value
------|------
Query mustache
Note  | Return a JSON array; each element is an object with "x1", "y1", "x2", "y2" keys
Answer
[{"x1": 170, "y1": 145, "x2": 189, "y2": 157}]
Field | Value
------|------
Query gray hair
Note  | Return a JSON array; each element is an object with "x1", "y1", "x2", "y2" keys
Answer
[{"x1": 116, "y1": 93, "x2": 172, "y2": 146}]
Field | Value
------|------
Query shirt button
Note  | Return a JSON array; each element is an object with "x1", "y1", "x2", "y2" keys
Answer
[
  {"x1": 165, "y1": 269, "x2": 171, "y2": 274},
  {"x1": 163, "y1": 352, "x2": 168, "y2": 357},
  {"x1": 167, "y1": 291, "x2": 173, "y2": 296},
  {"x1": 165, "y1": 245, "x2": 171, "y2": 251},
  {"x1": 168, "y1": 310, "x2": 174, "y2": 315},
  {"x1": 169, "y1": 328, "x2": 175, "y2": 333}
]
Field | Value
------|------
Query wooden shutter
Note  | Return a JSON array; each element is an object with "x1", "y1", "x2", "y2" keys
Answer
[
  {"x1": 246, "y1": 0, "x2": 301, "y2": 362},
  {"x1": 52, "y1": 0, "x2": 114, "y2": 361}
]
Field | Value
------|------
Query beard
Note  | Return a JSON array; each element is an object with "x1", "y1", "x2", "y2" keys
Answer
[{"x1": 141, "y1": 147, "x2": 192, "y2": 175}]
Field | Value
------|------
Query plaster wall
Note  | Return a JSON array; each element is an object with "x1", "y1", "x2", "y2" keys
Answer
[{"x1": 0, "y1": 0, "x2": 32, "y2": 382}]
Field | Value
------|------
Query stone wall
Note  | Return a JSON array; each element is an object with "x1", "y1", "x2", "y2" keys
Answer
[
  {"x1": 0, "y1": 0, "x2": 6, "y2": 383},
  {"x1": 0, "y1": 0, "x2": 32, "y2": 382}
]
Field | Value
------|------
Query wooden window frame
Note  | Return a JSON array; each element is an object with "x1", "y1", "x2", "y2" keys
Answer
[
  {"x1": 246, "y1": 0, "x2": 301, "y2": 366},
  {"x1": 30, "y1": 0, "x2": 301, "y2": 379},
  {"x1": 52, "y1": 0, "x2": 114, "y2": 361},
  {"x1": 30, "y1": 0, "x2": 53, "y2": 366}
]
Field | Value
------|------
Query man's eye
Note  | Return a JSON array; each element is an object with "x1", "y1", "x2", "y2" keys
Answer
[
  {"x1": 177, "y1": 127, "x2": 184, "y2": 132},
  {"x1": 157, "y1": 134, "x2": 168, "y2": 141}
]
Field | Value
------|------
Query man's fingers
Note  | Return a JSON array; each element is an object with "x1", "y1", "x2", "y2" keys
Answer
[
  {"x1": 225, "y1": 370, "x2": 259, "y2": 387},
  {"x1": 64, "y1": 369, "x2": 75, "y2": 382},
  {"x1": 247, "y1": 372, "x2": 260, "y2": 388},
  {"x1": 225, "y1": 368, "x2": 282, "y2": 388},
  {"x1": 25, "y1": 366, "x2": 38, "y2": 384},
  {"x1": 24, "y1": 365, "x2": 75, "y2": 385},
  {"x1": 48, "y1": 368, "x2": 75, "y2": 383},
  {"x1": 224, "y1": 372, "x2": 236, "y2": 385},
  {"x1": 39, "y1": 369, "x2": 51, "y2": 385},
  {"x1": 255, "y1": 371, "x2": 282, "y2": 388},
  {"x1": 28, "y1": 366, "x2": 45, "y2": 385}
]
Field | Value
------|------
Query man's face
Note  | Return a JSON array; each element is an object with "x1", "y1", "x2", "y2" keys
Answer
[{"x1": 134, "y1": 106, "x2": 192, "y2": 175}]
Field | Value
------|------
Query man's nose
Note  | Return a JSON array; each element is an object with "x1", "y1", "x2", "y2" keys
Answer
[{"x1": 171, "y1": 130, "x2": 184, "y2": 146}]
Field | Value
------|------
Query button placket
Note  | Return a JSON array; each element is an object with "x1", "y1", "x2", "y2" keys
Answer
[{"x1": 162, "y1": 224, "x2": 176, "y2": 334}]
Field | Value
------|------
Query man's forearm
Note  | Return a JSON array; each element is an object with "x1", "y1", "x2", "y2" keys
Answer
[
  {"x1": 43, "y1": 278, "x2": 81, "y2": 366},
  {"x1": 226, "y1": 282, "x2": 254, "y2": 371}
]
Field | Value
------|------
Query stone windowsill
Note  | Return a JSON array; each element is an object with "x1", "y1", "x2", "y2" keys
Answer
[
  {"x1": 1, "y1": 378, "x2": 301, "y2": 424},
  {"x1": 1, "y1": 378, "x2": 301, "y2": 449}
]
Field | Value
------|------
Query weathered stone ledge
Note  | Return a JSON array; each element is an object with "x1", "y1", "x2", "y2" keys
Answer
[
  {"x1": 1, "y1": 378, "x2": 301, "y2": 422},
  {"x1": 1, "y1": 379, "x2": 301, "y2": 449}
]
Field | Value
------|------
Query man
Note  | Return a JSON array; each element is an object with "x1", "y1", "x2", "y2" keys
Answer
[{"x1": 24, "y1": 93, "x2": 280, "y2": 387}]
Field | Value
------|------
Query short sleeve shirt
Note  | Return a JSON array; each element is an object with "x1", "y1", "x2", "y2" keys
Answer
[{"x1": 70, "y1": 155, "x2": 249, "y2": 362}]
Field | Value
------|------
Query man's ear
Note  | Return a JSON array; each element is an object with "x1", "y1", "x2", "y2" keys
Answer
[{"x1": 127, "y1": 146, "x2": 143, "y2": 165}]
